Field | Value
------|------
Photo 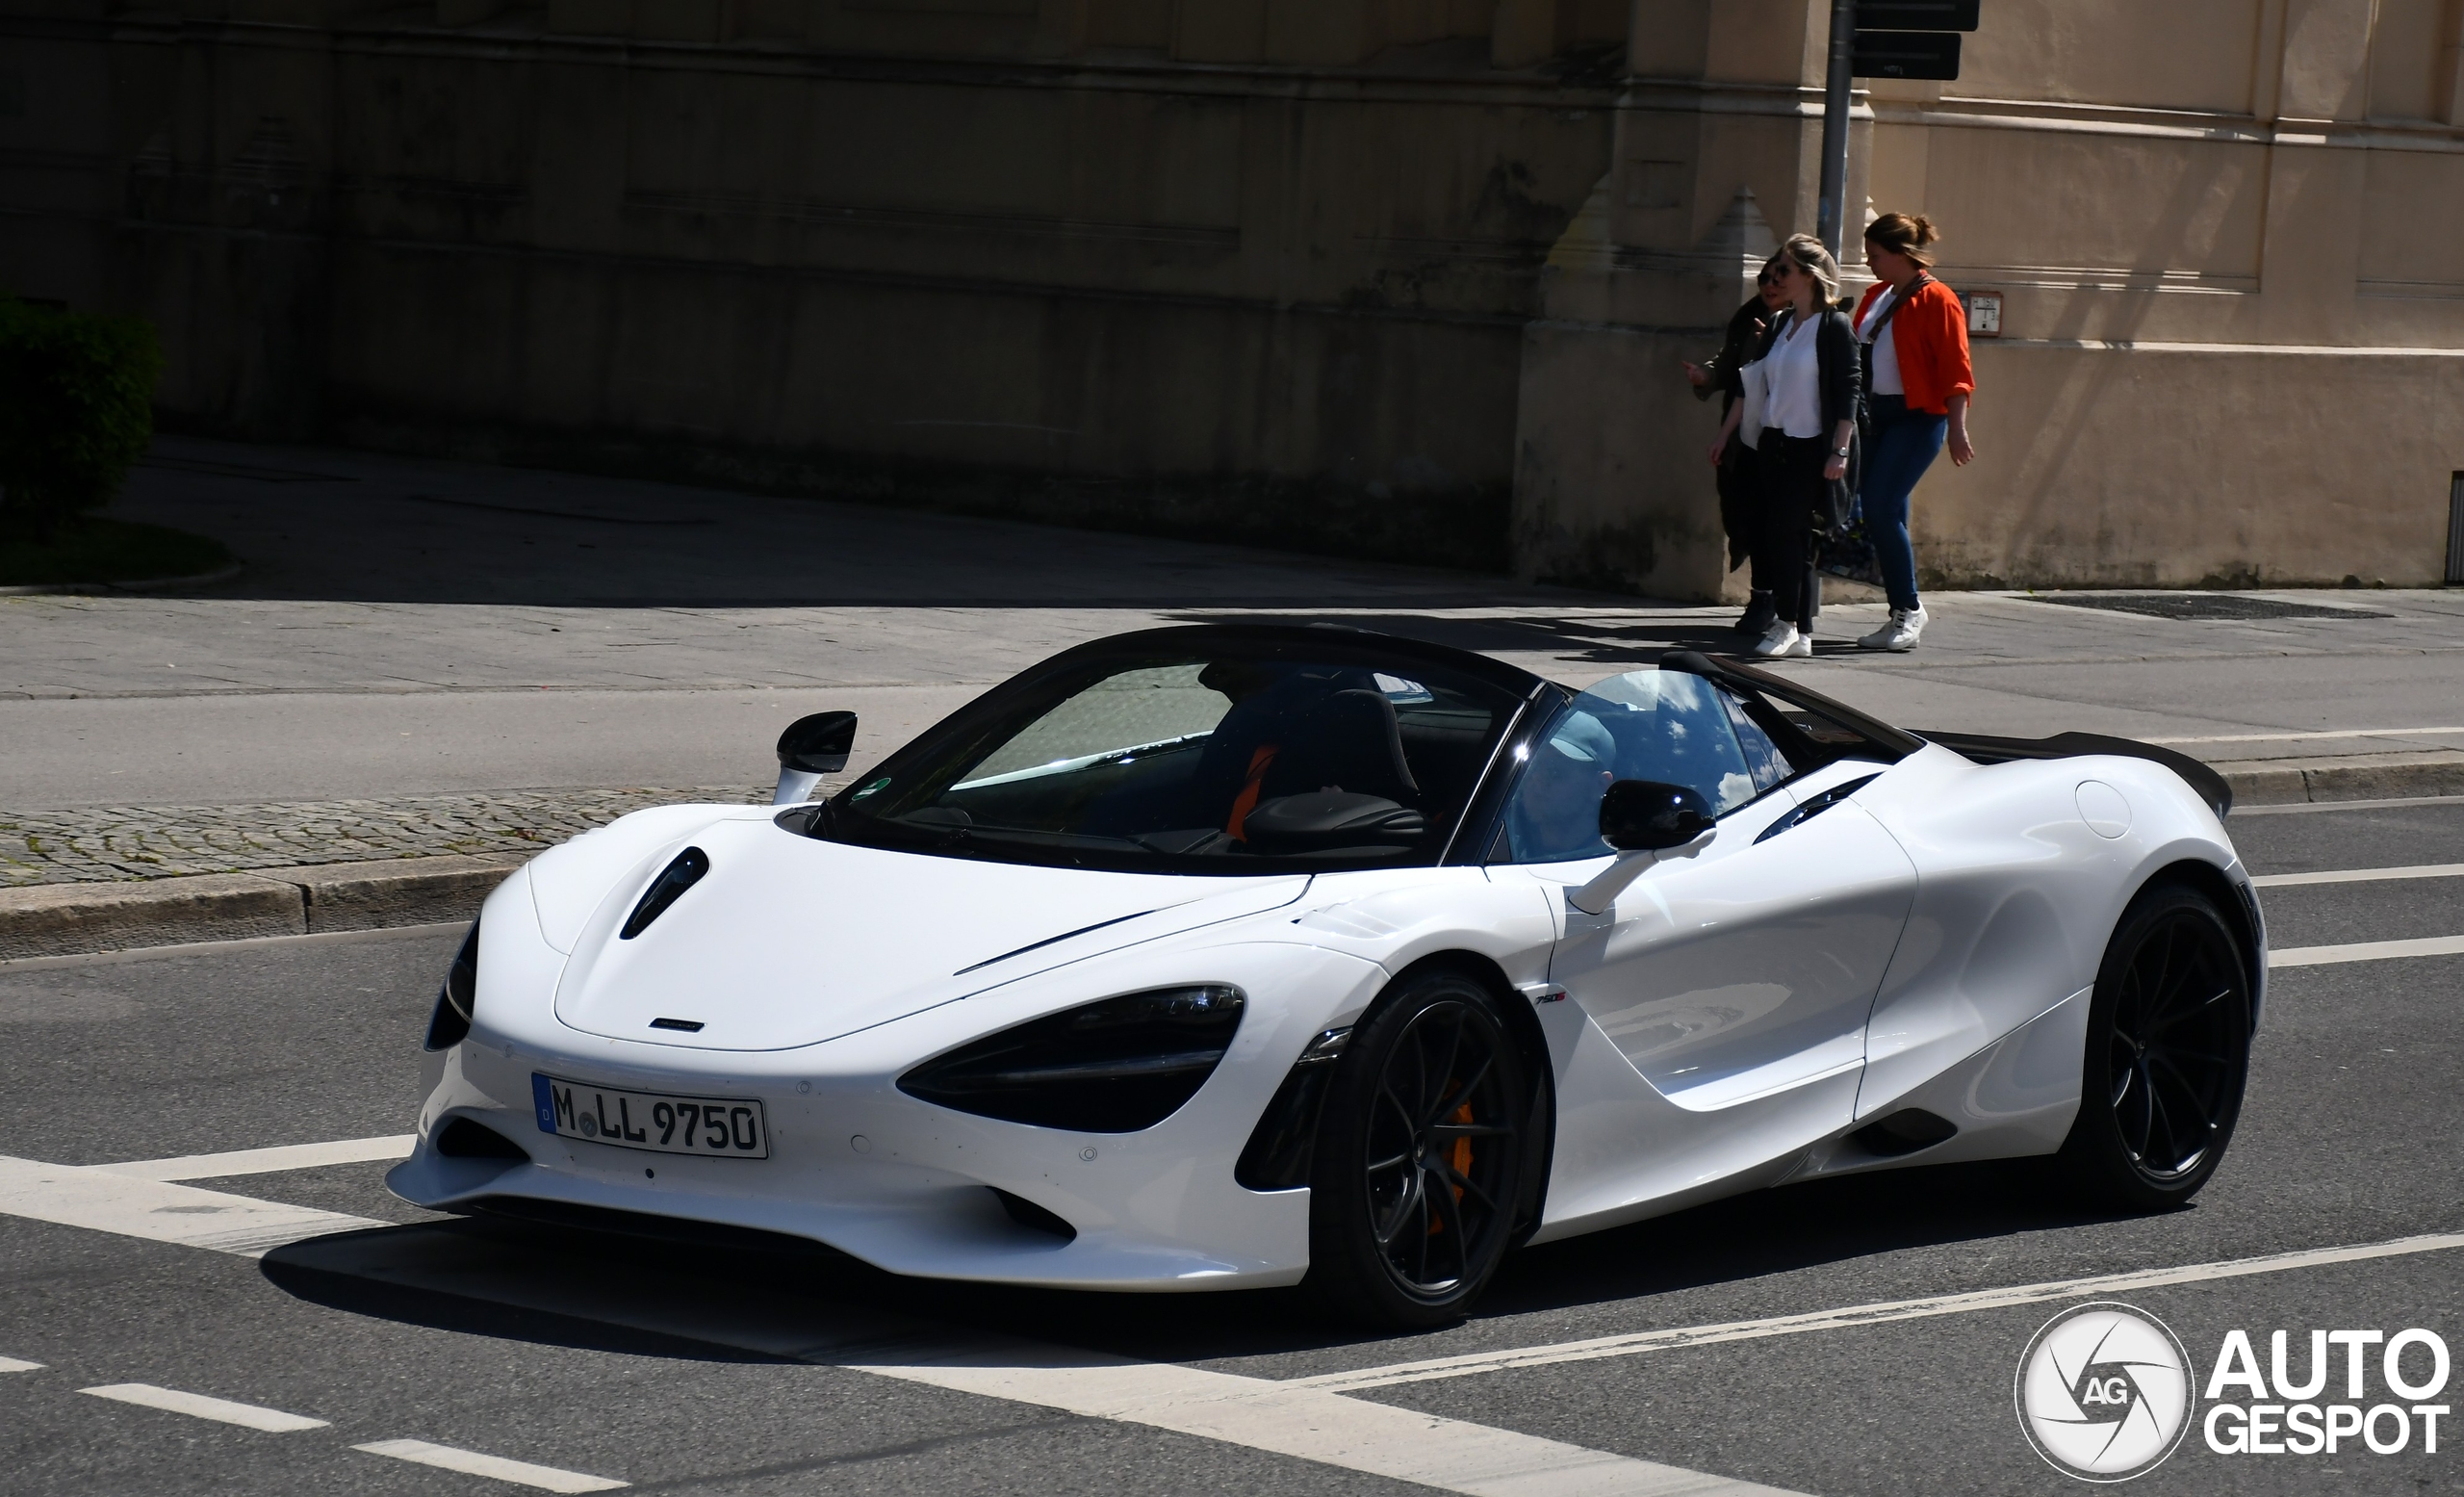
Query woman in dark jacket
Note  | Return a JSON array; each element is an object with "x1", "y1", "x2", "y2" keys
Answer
[
  {"x1": 1684, "y1": 257, "x2": 1787, "y2": 630},
  {"x1": 1709, "y1": 234, "x2": 1861, "y2": 659}
]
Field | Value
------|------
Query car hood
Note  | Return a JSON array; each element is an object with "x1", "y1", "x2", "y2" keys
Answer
[{"x1": 549, "y1": 816, "x2": 1310, "y2": 1051}]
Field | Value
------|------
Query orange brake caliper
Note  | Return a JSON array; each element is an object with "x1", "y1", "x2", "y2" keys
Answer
[
  {"x1": 1428, "y1": 1102, "x2": 1474, "y2": 1237},
  {"x1": 1448, "y1": 1103, "x2": 1474, "y2": 1199}
]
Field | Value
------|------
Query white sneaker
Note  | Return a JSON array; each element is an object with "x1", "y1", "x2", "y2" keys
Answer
[
  {"x1": 1857, "y1": 605, "x2": 1928, "y2": 652},
  {"x1": 1750, "y1": 621, "x2": 1810, "y2": 658}
]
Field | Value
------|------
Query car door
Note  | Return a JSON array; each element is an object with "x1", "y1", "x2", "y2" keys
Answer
[{"x1": 1491, "y1": 669, "x2": 1918, "y2": 1118}]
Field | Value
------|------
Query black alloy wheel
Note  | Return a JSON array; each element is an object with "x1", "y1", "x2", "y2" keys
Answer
[
  {"x1": 2060, "y1": 883, "x2": 2252, "y2": 1210},
  {"x1": 1306, "y1": 968, "x2": 1531, "y2": 1327}
]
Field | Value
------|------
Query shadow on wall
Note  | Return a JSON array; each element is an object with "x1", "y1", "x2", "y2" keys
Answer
[
  {"x1": 110, "y1": 437, "x2": 1560, "y2": 609},
  {"x1": 314, "y1": 419, "x2": 1517, "y2": 579}
]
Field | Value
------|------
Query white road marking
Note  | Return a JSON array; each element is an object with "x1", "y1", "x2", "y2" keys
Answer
[
  {"x1": 0, "y1": 1355, "x2": 43, "y2": 1373},
  {"x1": 0, "y1": 1144, "x2": 1800, "y2": 1496},
  {"x1": 850, "y1": 1342, "x2": 1810, "y2": 1497},
  {"x1": 2236, "y1": 793, "x2": 2464, "y2": 816},
  {"x1": 15, "y1": 1143, "x2": 2455, "y2": 1496},
  {"x1": 2251, "y1": 863, "x2": 2464, "y2": 887},
  {"x1": 97, "y1": 1135, "x2": 417, "y2": 1181},
  {"x1": 0, "y1": 1154, "x2": 385, "y2": 1257},
  {"x1": 2150, "y1": 726, "x2": 2464, "y2": 745},
  {"x1": 2270, "y1": 936, "x2": 2464, "y2": 968},
  {"x1": 353, "y1": 1439, "x2": 629, "y2": 1492},
  {"x1": 79, "y1": 1382, "x2": 329, "y2": 1432},
  {"x1": 1289, "y1": 1230, "x2": 2464, "y2": 1392}
]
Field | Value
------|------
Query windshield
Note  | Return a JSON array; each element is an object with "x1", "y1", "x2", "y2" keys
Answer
[{"x1": 814, "y1": 643, "x2": 1526, "y2": 872}]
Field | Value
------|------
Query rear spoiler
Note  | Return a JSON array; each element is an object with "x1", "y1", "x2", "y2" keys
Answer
[{"x1": 1912, "y1": 730, "x2": 2233, "y2": 820}]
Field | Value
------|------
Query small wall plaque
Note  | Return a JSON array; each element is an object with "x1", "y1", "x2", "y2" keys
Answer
[{"x1": 1963, "y1": 289, "x2": 2003, "y2": 337}]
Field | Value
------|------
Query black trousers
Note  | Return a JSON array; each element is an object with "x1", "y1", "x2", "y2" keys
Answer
[{"x1": 1749, "y1": 429, "x2": 1826, "y2": 632}]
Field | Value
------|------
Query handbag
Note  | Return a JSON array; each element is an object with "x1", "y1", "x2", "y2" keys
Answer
[{"x1": 1817, "y1": 506, "x2": 1883, "y2": 585}]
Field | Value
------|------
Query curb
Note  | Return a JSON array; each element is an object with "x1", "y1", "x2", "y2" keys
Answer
[
  {"x1": 2212, "y1": 752, "x2": 2464, "y2": 807},
  {"x1": 0, "y1": 853, "x2": 526, "y2": 961}
]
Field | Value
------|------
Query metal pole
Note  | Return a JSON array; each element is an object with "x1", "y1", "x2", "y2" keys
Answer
[{"x1": 1815, "y1": 0, "x2": 1857, "y2": 262}]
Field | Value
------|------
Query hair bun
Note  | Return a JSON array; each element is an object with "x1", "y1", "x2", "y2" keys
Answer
[{"x1": 1911, "y1": 215, "x2": 1939, "y2": 246}]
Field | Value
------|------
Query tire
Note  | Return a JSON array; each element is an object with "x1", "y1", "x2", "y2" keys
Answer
[
  {"x1": 1305, "y1": 968, "x2": 1532, "y2": 1328},
  {"x1": 2058, "y1": 882, "x2": 2252, "y2": 1211}
]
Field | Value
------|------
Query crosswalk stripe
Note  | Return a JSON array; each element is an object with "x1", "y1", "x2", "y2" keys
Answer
[
  {"x1": 0, "y1": 1355, "x2": 43, "y2": 1373},
  {"x1": 850, "y1": 1344, "x2": 1811, "y2": 1497},
  {"x1": 0, "y1": 1154, "x2": 385, "y2": 1258},
  {"x1": 80, "y1": 1383, "x2": 329, "y2": 1432},
  {"x1": 353, "y1": 1438, "x2": 629, "y2": 1492},
  {"x1": 96, "y1": 1135, "x2": 417, "y2": 1182}
]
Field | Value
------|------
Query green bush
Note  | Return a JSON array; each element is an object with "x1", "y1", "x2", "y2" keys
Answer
[{"x1": 0, "y1": 297, "x2": 164, "y2": 542}]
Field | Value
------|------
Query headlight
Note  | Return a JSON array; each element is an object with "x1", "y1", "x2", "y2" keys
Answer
[
  {"x1": 897, "y1": 984, "x2": 1245, "y2": 1132},
  {"x1": 424, "y1": 917, "x2": 479, "y2": 1051}
]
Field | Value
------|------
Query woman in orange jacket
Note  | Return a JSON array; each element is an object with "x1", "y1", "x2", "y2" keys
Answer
[{"x1": 1849, "y1": 213, "x2": 1974, "y2": 652}]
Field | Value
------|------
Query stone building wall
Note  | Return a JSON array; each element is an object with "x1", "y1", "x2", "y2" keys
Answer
[{"x1": 2, "y1": 0, "x2": 2460, "y2": 589}]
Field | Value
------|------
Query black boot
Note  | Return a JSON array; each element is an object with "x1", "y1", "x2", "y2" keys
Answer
[{"x1": 1735, "y1": 590, "x2": 1776, "y2": 634}]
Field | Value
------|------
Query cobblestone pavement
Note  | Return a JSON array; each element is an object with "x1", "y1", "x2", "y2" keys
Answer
[{"x1": 0, "y1": 786, "x2": 783, "y2": 887}]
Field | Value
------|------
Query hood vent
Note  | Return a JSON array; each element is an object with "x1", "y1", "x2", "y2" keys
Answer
[{"x1": 621, "y1": 847, "x2": 709, "y2": 940}]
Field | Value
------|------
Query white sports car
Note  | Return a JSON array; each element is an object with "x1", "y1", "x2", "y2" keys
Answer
[{"x1": 392, "y1": 624, "x2": 2263, "y2": 1326}]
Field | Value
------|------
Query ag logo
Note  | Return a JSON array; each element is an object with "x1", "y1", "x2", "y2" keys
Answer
[{"x1": 2015, "y1": 1303, "x2": 2195, "y2": 1482}]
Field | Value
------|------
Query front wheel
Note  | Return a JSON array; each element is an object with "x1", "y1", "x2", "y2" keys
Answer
[
  {"x1": 1305, "y1": 968, "x2": 1531, "y2": 1328},
  {"x1": 2059, "y1": 883, "x2": 2252, "y2": 1210}
]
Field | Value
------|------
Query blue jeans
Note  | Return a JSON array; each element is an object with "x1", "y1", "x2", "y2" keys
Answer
[{"x1": 1861, "y1": 395, "x2": 1946, "y2": 613}]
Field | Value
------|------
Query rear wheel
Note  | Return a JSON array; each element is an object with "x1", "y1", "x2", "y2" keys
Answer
[
  {"x1": 1305, "y1": 968, "x2": 1530, "y2": 1328},
  {"x1": 2059, "y1": 883, "x2": 2252, "y2": 1210}
]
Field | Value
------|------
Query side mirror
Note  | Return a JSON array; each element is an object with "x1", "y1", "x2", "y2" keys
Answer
[
  {"x1": 1599, "y1": 780, "x2": 1714, "y2": 851},
  {"x1": 774, "y1": 711, "x2": 858, "y2": 805},
  {"x1": 1568, "y1": 782, "x2": 1716, "y2": 916}
]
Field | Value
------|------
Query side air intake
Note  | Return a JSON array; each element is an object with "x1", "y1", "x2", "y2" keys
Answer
[{"x1": 1847, "y1": 1108, "x2": 1959, "y2": 1158}]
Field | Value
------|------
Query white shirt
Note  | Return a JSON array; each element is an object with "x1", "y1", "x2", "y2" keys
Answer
[
  {"x1": 1856, "y1": 286, "x2": 1905, "y2": 397},
  {"x1": 1739, "y1": 313, "x2": 1826, "y2": 444}
]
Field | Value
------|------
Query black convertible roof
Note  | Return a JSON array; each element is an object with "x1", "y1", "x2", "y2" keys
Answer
[{"x1": 1032, "y1": 623, "x2": 1553, "y2": 699}]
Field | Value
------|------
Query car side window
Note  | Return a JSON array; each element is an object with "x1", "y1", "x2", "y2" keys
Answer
[
  {"x1": 1719, "y1": 677, "x2": 1902, "y2": 780},
  {"x1": 1493, "y1": 669, "x2": 1759, "y2": 865},
  {"x1": 1720, "y1": 687, "x2": 1796, "y2": 791}
]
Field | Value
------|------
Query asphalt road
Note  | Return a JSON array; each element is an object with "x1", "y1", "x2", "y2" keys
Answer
[{"x1": 0, "y1": 801, "x2": 2458, "y2": 1496}]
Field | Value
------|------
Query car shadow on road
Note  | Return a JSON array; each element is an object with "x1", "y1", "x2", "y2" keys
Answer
[{"x1": 261, "y1": 1156, "x2": 2154, "y2": 1374}]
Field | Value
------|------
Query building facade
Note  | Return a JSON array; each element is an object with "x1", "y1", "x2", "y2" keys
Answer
[{"x1": 5, "y1": 0, "x2": 2461, "y2": 589}]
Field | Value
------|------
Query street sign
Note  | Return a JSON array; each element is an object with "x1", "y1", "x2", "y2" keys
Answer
[
  {"x1": 1853, "y1": 30, "x2": 1962, "y2": 79},
  {"x1": 1855, "y1": 0, "x2": 1979, "y2": 31}
]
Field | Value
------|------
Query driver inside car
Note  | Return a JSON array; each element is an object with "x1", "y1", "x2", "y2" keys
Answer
[{"x1": 1505, "y1": 710, "x2": 1618, "y2": 862}]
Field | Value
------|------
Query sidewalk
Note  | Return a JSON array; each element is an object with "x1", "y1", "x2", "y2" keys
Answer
[{"x1": 4, "y1": 433, "x2": 2459, "y2": 955}]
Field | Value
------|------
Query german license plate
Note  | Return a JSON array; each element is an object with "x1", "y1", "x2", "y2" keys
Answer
[{"x1": 530, "y1": 1073, "x2": 768, "y2": 1158}]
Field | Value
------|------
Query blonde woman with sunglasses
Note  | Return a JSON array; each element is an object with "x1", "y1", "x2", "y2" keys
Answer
[{"x1": 1709, "y1": 235, "x2": 1861, "y2": 659}]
